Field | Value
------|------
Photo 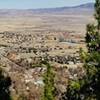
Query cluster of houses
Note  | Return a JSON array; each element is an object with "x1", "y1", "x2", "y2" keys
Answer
[{"x1": 0, "y1": 31, "x2": 85, "y2": 100}]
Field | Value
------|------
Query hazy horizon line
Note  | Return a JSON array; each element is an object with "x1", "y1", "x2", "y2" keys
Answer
[{"x1": 0, "y1": 2, "x2": 94, "y2": 10}]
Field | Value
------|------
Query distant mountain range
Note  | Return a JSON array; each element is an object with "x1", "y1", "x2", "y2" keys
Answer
[
  {"x1": 29, "y1": 2, "x2": 94, "y2": 12},
  {"x1": 0, "y1": 3, "x2": 94, "y2": 16},
  {"x1": 73, "y1": 2, "x2": 94, "y2": 9}
]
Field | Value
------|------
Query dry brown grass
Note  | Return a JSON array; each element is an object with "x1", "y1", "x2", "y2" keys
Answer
[{"x1": 0, "y1": 13, "x2": 94, "y2": 34}]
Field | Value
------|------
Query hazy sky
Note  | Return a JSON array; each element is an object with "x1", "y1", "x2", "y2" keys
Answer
[{"x1": 0, "y1": 0, "x2": 95, "y2": 9}]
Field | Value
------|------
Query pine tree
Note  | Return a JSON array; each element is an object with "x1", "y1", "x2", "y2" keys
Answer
[
  {"x1": 61, "y1": 0, "x2": 100, "y2": 100},
  {"x1": 42, "y1": 61, "x2": 55, "y2": 100},
  {"x1": 0, "y1": 69, "x2": 12, "y2": 100}
]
